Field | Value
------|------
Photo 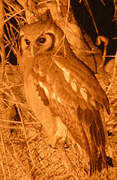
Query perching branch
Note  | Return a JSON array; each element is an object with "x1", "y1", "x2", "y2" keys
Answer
[{"x1": 0, "y1": 0, "x2": 6, "y2": 79}]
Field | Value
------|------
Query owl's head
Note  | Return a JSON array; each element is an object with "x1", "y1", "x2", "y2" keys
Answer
[{"x1": 19, "y1": 19, "x2": 64, "y2": 57}]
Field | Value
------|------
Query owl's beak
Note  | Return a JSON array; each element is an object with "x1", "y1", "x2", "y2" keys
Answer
[
  {"x1": 30, "y1": 46, "x2": 35, "y2": 57},
  {"x1": 31, "y1": 46, "x2": 39, "y2": 57}
]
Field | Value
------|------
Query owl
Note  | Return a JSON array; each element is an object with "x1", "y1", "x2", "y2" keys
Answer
[{"x1": 18, "y1": 18, "x2": 110, "y2": 175}]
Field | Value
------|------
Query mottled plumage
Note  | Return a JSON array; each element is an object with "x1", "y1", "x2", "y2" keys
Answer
[{"x1": 18, "y1": 19, "x2": 110, "y2": 174}]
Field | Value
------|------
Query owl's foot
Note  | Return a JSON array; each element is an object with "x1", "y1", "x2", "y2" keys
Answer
[{"x1": 48, "y1": 116, "x2": 68, "y2": 148}]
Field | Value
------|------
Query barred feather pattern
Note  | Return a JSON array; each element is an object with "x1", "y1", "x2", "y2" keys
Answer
[
  {"x1": 19, "y1": 20, "x2": 110, "y2": 174},
  {"x1": 33, "y1": 54, "x2": 108, "y2": 174}
]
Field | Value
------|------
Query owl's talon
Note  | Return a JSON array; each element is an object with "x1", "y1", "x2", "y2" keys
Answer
[
  {"x1": 64, "y1": 142, "x2": 69, "y2": 149},
  {"x1": 48, "y1": 132, "x2": 67, "y2": 149},
  {"x1": 48, "y1": 136, "x2": 58, "y2": 149},
  {"x1": 48, "y1": 116, "x2": 68, "y2": 148}
]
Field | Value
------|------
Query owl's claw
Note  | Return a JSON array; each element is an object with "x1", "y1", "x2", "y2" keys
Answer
[{"x1": 48, "y1": 116, "x2": 68, "y2": 148}]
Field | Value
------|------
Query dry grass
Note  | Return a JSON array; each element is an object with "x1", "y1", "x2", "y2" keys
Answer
[{"x1": 0, "y1": 0, "x2": 117, "y2": 179}]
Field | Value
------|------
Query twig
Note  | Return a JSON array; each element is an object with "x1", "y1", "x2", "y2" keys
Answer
[
  {"x1": 4, "y1": 9, "x2": 25, "y2": 23},
  {"x1": 113, "y1": 0, "x2": 117, "y2": 22},
  {"x1": 96, "y1": 35, "x2": 109, "y2": 68},
  {"x1": 0, "y1": 0, "x2": 6, "y2": 80},
  {"x1": 99, "y1": 0, "x2": 106, "y2": 6},
  {"x1": 57, "y1": 144, "x2": 79, "y2": 180},
  {"x1": 84, "y1": 0, "x2": 99, "y2": 35},
  {"x1": 106, "y1": 52, "x2": 117, "y2": 94},
  {"x1": 7, "y1": 87, "x2": 36, "y2": 167},
  {"x1": 0, "y1": 145, "x2": 7, "y2": 180}
]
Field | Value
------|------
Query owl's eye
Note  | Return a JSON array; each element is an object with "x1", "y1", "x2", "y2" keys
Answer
[
  {"x1": 25, "y1": 39, "x2": 30, "y2": 46},
  {"x1": 36, "y1": 37, "x2": 46, "y2": 44}
]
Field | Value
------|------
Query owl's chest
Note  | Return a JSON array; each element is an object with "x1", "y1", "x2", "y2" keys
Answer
[
  {"x1": 34, "y1": 55, "x2": 51, "y2": 77},
  {"x1": 35, "y1": 55, "x2": 64, "y2": 84}
]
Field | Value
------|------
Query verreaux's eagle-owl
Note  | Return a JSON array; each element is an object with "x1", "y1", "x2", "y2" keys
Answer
[{"x1": 18, "y1": 18, "x2": 110, "y2": 174}]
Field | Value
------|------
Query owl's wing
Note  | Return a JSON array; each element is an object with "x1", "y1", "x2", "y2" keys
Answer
[
  {"x1": 50, "y1": 55, "x2": 109, "y2": 173},
  {"x1": 37, "y1": 55, "x2": 109, "y2": 174},
  {"x1": 54, "y1": 55, "x2": 110, "y2": 114}
]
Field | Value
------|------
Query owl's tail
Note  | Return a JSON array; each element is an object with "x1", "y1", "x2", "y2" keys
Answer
[
  {"x1": 90, "y1": 154, "x2": 107, "y2": 175},
  {"x1": 89, "y1": 110, "x2": 108, "y2": 175},
  {"x1": 77, "y1": 106, "x2": 108, "y2": 175}
]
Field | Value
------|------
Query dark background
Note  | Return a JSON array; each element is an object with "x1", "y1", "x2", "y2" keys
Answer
[
  {"x1": 71, "y1": 0, "x2": 117, "y2": 61},
  {"x1": 1, "y1": 0, "x2": 117, "y2": 65}
]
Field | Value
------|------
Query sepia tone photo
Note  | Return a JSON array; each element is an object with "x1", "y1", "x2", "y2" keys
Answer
[{"x1": 0, "y1": 0, "x2": 117, "y2": 179}]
